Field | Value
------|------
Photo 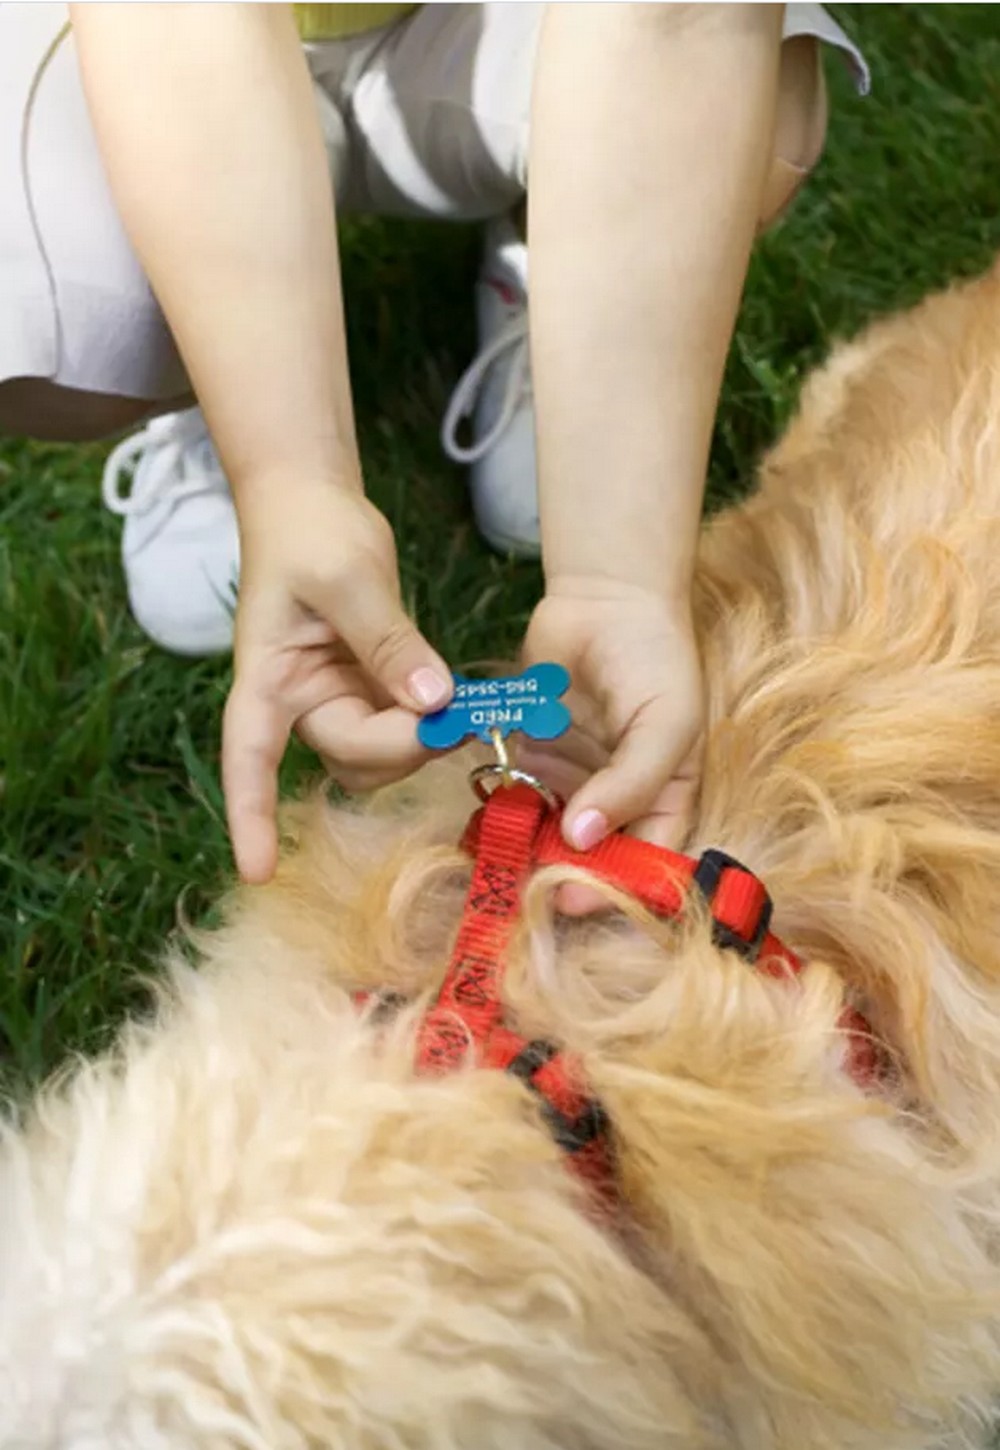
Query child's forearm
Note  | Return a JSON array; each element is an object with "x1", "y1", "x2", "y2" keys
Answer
[
  {"x1": 71, "y1": 3, "x2": 359, "y2": 505},
  {"x1": 529, "y1": 3, "x2": 783, "y2": 605}
]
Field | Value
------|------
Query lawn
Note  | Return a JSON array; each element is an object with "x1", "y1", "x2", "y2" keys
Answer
[{"x1": 3, "y1": 4, "x2": 1000, "y2": 1092}]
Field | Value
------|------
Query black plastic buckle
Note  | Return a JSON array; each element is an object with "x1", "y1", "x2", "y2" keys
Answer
[
  {"x1": 505, "y1": 1039, "x2": 611, "y2": 1154},
  {"x1": 691, "y1": 848, "x2": 773, "y2": 962}
]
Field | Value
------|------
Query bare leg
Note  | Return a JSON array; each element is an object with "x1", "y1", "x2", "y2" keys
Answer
[
  {"x1": 760, "y1": 35, "x2": 828, "y2": 229},
  {"x1": 0, "y1": 377, "x2": 194, "y2": 444}
]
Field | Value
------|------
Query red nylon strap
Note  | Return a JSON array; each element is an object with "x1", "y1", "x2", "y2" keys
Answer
[
  {"x1": 417, "y1": 784, "x2": 617, "y2": 1206},
  {"x1": 533, "y1": 817, "x2": 696, "y2": 916},
  {"x1": 714, "y1": 870, "x2": 770, "y2": 944},
  {"x1": 841, "y1": 1007, "x2": 878, "y2": 1083},
  {"x1": 463, "y1": 808, "x2": 801, "y2": 979},
  {"x1": 417, "y1": 785, "x2": 547, "y2": 1073}
]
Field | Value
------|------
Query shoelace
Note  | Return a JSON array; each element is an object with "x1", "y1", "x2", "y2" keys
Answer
[
  {"x1": 441, "y1": 312, "x2": 529, "y2": 465},
  {"x1": 101, "y1": 409, "x2": 228, "y2": 518}
]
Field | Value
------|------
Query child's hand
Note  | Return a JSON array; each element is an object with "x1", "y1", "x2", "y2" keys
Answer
[
  {"x1": 519, "y1": 579, "x2": 704, "y2": 865},
  {"x1": 222, "y1": 487, "x2": 451, "y2": 885}
]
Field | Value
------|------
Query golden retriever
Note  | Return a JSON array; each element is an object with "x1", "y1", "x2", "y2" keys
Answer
[{"x1": 5, "y1": 261, "x2": 1000, "y2": 1450}]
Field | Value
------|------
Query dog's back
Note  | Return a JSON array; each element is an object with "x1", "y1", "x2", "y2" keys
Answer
[{"x1": 696, "y1": 260, "x2": 1000, "y2": 1141}]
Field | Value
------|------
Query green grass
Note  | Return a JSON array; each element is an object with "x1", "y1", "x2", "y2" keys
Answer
[{"x1": 3, "y1": 4, "x2": 1000, "y2": 1091}]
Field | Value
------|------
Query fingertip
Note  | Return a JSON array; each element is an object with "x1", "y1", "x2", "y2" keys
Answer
[
  {"x1": 564, "y1": 806, "x2": 609, "y2": 853},
  {"x1": 406, "y1": 665, "x2": 452, "y2": 712},
  {"x1": 232, "y1": 815, "x2": 279, "y2": 887}
]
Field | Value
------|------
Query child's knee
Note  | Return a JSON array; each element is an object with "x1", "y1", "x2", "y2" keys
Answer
[
  {"x1": 759, "y1": 34, "x2": 828, "y2": 231},
  {"x1": 0, "y1": 379, "x2": 190, "y2": 444}
]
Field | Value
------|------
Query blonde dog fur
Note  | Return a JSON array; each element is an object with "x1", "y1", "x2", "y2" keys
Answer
[{"x1": 6, "y1": 262, "x2": 1000, "y2": 1450}]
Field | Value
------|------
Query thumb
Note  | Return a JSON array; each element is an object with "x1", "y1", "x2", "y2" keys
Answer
[{"x1": 320, "y1": 557, "x2": 452, "y2": 713}]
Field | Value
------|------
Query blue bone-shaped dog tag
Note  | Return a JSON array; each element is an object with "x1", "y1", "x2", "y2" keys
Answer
[{"x1": 417, "y1": 663, "x2": 571, "y2": 750}]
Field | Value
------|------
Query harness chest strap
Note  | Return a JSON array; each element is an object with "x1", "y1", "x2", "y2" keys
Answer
[
  {"x1": 370, "y1": 784, "x2": 878, "y2": 1202},
  {"x1": 415, "y1": 784, "x2": 616, "y2": 1200}
]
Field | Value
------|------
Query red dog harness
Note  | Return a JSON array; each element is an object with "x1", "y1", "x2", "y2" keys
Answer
[{"x1": 361, "y1": 783, "x2": 877, "y2": 1207}]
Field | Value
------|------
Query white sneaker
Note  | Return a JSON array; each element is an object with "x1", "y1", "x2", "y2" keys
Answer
[
  {"x1": 101, "y1": 407, "x2": 239, "y2": 657},
  {"x1": 442, "y1": 218, "x2": 539, "y2": 558}
]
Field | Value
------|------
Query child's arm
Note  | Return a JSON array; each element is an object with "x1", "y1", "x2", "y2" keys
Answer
[
  {"x1": 71, "y1": 4, "x2": 451, "y2": 882},
  {"x1": 527, "y1": 3, "x2": 784, "y2": 852}
]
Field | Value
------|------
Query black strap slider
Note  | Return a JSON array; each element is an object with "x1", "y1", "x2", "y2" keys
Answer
[{"x1": 691, "y1": 848, "x2": 773, "y2": 962}]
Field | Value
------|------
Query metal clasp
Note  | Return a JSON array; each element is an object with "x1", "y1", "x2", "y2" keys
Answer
[{"x1": 468, "y1": 726, "x2": 559, "y2": 809}]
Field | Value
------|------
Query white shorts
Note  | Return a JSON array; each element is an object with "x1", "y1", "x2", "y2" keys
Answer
[{"x1": 0, "y1": 2, "x2": 868, "y2": 401}]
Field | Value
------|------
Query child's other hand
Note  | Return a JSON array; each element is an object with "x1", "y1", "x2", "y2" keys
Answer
[
  {"x1": 222, "y1": 487, "x2": 451, "y2": 885},
  {"x1": 519, "y1": 580, "x2": 704, "y2": 907}
]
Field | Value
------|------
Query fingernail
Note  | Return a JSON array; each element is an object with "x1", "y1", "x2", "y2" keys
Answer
[
  {"x1": 408, "y1": 667, "x2": 450, "y2": 710},
  {"x1": 568, "y1": 809, "x2": 608, "y2": 852}
]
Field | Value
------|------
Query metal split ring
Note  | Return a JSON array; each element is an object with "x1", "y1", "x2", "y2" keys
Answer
[
  {"x1": 468, "y1": 725, "x2": 560, "y2": 809},
  {"x1": 469, "y1": 762, "x2": 560, "y2": 809}
]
